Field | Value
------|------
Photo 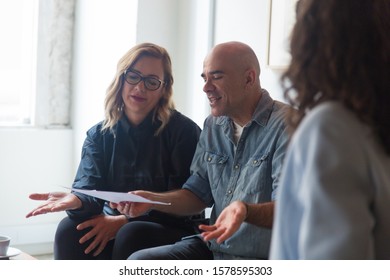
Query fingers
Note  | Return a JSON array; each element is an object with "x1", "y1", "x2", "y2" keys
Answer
[
  {"x1": 26, "y1": 193, "x2": 57, "y2": 218},
  {"x1": 120, "y1": 202, "x2": 139, "y2": 217},
  {"x1": 77, "y1": 221, "x2": 99, "y2": 255},
  {"x1": 77, "y1": 217, "x2": 113, "y2": 257},
  {"x1": 199, "y1": 223, "x2": 232, "y2": 244},
  {"x1": 79, "y1": 227, "x2": 96, "y2": 245},
  {"x1": 83, "y1": 234, "x2": 99, "y2": 255},
  {"x1": 198, "y1": 224, "x2": 216, "y2": 232},
  {"x1": 25, "y1": 210, "x2": 36, "y2": 218},
  {"x1": 215, "y1": 229, "x2": 233, "y2": 244},
  {"x1": 122, "y1": 203, "x2": 131, "y2": 216},
  {"x1": 201, "y1": 227, "x2": 226, "y2": 243},
  {"x1": 115, "y1": 200, "x2": 151, "y2": 217},
  {"x1": 77, "y1": 221, "x2": 89, "y2": 232},
  {"x1": 26, "y1": 209, "x2": 46, "y2": 218},
  {"x1": 109, "y1": 202, "x2": 118, "y2": 209},
  {"x1": 25, "y1": 204, "x2": 57, "y2": 218},
  {"x1": 116, "y1": 202, "x2": 133, "y2": 216},
  {"x1": 93, "y1": 239, "x2": 108, "y2": 257},
  {"x1": 28, "y1": 193, "x2": 50, "y2": 201},
  {"x1": 130, "y1": 202, "x2": 152, "y2": 217},
  {"x1": 115, "y1": 202, "x2": 127, "y2": 214}
]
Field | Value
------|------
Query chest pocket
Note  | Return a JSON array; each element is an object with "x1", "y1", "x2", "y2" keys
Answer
[
  {"x1": 241, "y1": 154, "x2": 270, "y2": 195},
  {"x1": 204, "y1": 151, "x2": 228, "y2": 189}
]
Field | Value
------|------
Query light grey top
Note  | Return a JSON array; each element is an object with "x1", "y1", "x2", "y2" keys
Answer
[{"x1": 271, "y1": 101, "x2": 390, "y2": 259}]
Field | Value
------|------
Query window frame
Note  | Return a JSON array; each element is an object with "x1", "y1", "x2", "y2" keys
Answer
[{"x1": 0, "y1": 0, "x2": 76, "y2": 128}]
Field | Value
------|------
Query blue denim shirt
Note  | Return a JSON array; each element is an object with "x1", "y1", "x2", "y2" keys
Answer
[{"x1": 183, "y1": 90, "x2": 289, "y2": 259}]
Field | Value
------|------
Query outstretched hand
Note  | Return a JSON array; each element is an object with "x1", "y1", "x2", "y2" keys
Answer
[
  {"x1": 199, "y1": 200, "x2": 247, "y2": 244},
  {"x1": 26, "y1": 192, "x2": 82, "y2": 218}
]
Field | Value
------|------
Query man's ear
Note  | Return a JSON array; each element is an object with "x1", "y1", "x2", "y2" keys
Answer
[{"x1": 245, "y1": 68, "x2": 256, "y2": 88}]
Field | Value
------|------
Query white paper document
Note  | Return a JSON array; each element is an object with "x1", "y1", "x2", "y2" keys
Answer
[{"x1": 67, "y1": 187, "x2": 171, "y2": 205}]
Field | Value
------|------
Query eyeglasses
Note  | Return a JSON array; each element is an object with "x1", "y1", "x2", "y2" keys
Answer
[{"x1": 123, "y1": 69, "x2": 164, "y2": 91}]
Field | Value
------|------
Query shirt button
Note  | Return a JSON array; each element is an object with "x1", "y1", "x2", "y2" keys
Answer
[
  {"x1": 253, "y1": 160, "x2": 258, "y2": 164},
  {"x1": 207, "y1": 157, "x2": 212, "y2": 162},
  {"x1": 227, "y1": 190, "x2": 232, "y2": 195},
  {"x1": 234, "y1": 164, "x2": 239, "y2": 169}
]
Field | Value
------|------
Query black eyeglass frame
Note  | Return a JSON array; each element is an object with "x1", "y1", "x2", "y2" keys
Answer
[{"x1": 123, "y1": 69, "x2": 165, "y2": 91}]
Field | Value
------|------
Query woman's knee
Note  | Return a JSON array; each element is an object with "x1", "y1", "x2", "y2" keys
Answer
[
  {"x1": 54, "y1": 217, "x2": 90, "y2": 259},
  {"x1": 55, "y1": 217, "x2": 80, "y2": 243}
]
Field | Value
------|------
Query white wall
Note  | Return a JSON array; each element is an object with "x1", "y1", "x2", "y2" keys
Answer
[
  {"x1": 214, "y1": 0, "x2": 284, "y2": 101},
  {"x1": 136, "y1": 0, "x2": 213, "y2": 127},
  {"x1": 0, "y1": 128, "x2": 72, "y2": 254}
]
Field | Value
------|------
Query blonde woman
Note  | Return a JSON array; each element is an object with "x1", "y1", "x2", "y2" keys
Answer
[{"x1": 27, "y1": 43, "x2": 201, "y2": 259}]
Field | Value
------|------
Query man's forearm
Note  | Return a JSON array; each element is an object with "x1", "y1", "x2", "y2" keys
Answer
[
  {"x1": 150, "y1": 189, "x2": 207, "y2": 216},
  {"x1": 245, "y1": 201, "x2": 274, "y2": 228}
]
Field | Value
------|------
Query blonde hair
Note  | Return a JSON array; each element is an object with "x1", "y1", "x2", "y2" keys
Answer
[{"x1": 102, "y1": 43, "x2": 175, "y2": 135}]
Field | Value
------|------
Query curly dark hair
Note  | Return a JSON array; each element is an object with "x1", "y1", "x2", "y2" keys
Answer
[{"x1": 282, "y1": 0, "x2": 390, "y2": 154}]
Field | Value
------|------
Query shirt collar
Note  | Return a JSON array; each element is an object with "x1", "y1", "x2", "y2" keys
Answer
[
  {"x1": 216, "y1": 88, "x2": 274, "y2": 128},
  {"x1": 251, "y1": 88, "x2": 274, "y2": 127},
  {"x1": 118, "y1": 110, "x2": 158, "y2": 134}
]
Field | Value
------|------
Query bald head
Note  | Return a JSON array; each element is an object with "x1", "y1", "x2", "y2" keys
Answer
[
  {"x1": 201, "y1": 41, "x2": 263, "y2": 125},
  {"x1": 206, "y1": 41, "x2": 261, "y2": 78}
]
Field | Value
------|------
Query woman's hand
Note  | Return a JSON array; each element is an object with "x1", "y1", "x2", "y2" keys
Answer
[
  {"x1": 26, "y1": 192, "x2": 82, "y2": 218},
  {"x1": 77, "y1": 214, "x2": 128, "y2": 256}
]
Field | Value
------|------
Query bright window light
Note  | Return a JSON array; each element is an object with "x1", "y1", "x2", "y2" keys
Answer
[{"x1": 0, "y1": 0, "x2": 38, "y2": 126}]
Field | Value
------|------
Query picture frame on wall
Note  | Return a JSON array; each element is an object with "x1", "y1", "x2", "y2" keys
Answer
[{"x1": 267, "y1": 0, "x2": 299, "y2": 69}]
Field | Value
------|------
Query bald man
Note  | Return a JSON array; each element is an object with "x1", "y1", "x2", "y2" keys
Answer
[{"x1": 113, "y1": 41, "x2": 290, "y2": 260}]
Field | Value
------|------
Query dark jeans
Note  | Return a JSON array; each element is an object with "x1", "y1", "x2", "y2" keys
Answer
[
  {"x1": 54, "y1": 216, "x2": 194, "y2": 260},
  {"x1": 128, "y1": 236, "x2": 214, "y2": 260}
]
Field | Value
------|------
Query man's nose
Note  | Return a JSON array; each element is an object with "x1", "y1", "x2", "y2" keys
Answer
[{"x1": 203, "y1": 79, "x2": 215, "y2": 93}]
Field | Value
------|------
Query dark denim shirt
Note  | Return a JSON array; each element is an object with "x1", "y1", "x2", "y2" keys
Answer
[
  {"x1": 67, "y1": 110, "x2": 201, "y2": 228},
  {"x1": 183, "y1": 90, "x2": 290, "y2": 259}
]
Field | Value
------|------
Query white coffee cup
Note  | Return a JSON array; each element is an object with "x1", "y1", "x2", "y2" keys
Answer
[{"x1": 0, "y1": 235, "x2": 11, "y2": 256}]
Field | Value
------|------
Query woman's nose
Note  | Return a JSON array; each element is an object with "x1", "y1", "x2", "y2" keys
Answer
[{"x1": 134, "y1": 80, "x2": 146, "y2": 93}]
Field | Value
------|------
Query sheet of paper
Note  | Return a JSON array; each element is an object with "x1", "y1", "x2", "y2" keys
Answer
[{"x1": 65, "y1": 187, "x2": 170, "y2": 205}]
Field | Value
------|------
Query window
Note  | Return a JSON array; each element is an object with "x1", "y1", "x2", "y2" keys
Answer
[{"x1": 0, "y1": 0, "x2": 38, "y2": 125}]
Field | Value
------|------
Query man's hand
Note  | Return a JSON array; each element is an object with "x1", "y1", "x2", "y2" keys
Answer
[
  {"x1": 199, "y1": 200, "x2": 247, "y2": 244},
  {"x1": 110, "y1": 190, "x2": 155, "y2": 217},
  {"x1": 26, "y1": 192, "x2": 82, "y2": 218},
  {"x1": 77, "y1": 214, "x2": 128, "y2": 257}
]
